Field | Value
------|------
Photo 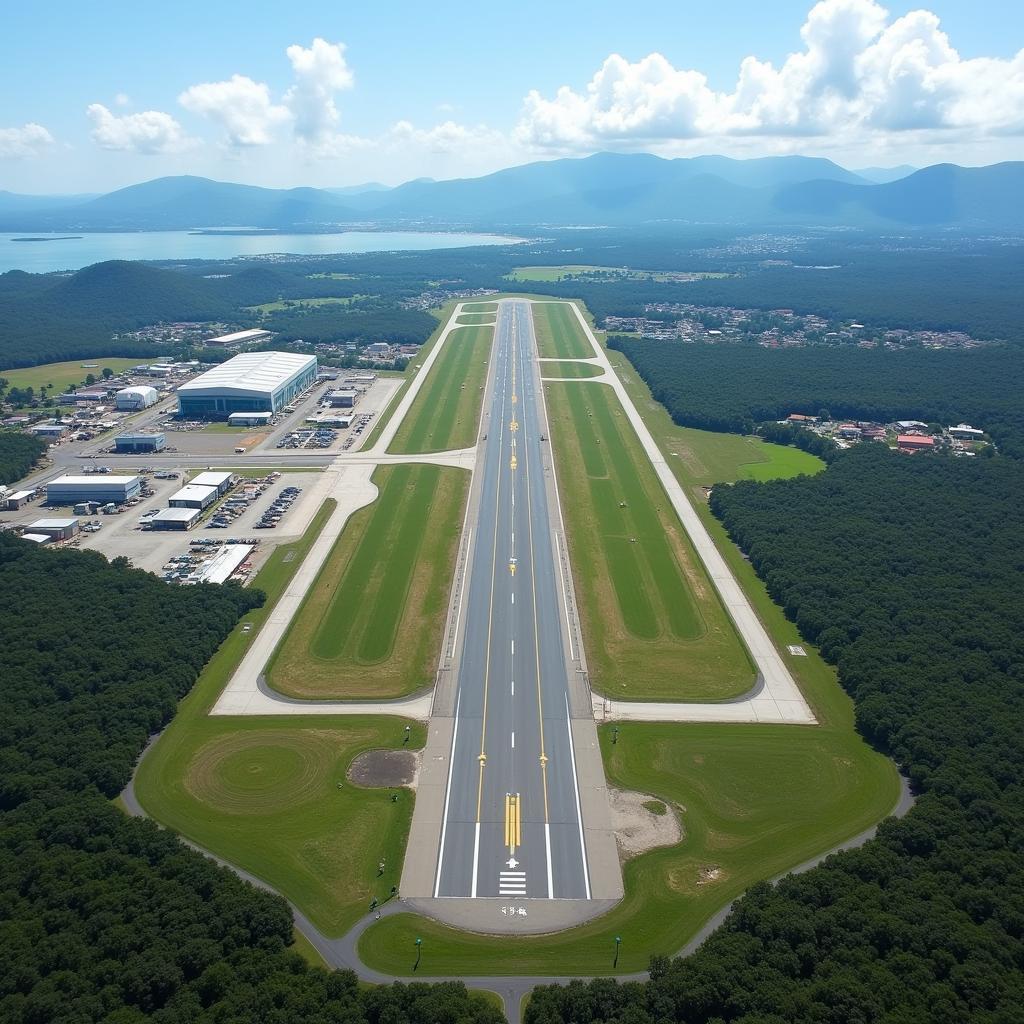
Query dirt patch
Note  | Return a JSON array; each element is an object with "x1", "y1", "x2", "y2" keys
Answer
[
  {"x1": 347, "y1": 749, "x2": 420, "y2": 789},
  {"x1": 607, "y1": 787, "x2": 682, "y2": 861},
  {"x1": 697, "y1": 865, "x2": 723, "y2": 885}
]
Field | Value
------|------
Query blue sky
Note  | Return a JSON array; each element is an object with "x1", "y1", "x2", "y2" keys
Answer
[{"x1": 3, "y1": 0, "x2": 1023, "y2": 193}]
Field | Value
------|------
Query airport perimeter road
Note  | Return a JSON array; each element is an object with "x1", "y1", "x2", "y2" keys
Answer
[{"x1": 430, "y1": 301, "x2": 600, "y2": 910}]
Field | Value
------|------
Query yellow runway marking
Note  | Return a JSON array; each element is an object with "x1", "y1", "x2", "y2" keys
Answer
[{"x1": 504, "y1": 793, "x2": 522, "y2": 851}]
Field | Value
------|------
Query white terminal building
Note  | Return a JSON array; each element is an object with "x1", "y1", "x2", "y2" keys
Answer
[{"x1": 176, "y1": 351, "x2": 318, "y2": 419}]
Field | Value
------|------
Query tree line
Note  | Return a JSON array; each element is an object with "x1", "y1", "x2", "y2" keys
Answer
[
  {"x1": 0, "y1": 536, "x2": 501, "y2": 1024},
  {"x1": 609, "y1": 336, "x2": 1024, "y2": 458},
  {"x1": 0, "y1": 431, "x2": 46, "y2": 486},
  {"x1": 528, "y1": 443, "x2": 1024, "y2": 1023}
]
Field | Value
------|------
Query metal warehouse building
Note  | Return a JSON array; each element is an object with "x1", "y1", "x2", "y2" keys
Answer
[
  {"x1": 47, "y1": 475, "x2": 142, "y2": 505},
  {"x1": 149, "y1": 507, "x2": 201, "y2": 530},
  {"x1": 190, "y1": 471, "x2": 234, "y2": 496},
  {"x1": 169, "y1": 484, "x2": 219, "y2": 510},
  {"x1": 115, "y1": 432, "x2": 166, "y2": 453},
  {"x1": 115, "y1": 385, "x2": 159, "y2": 411},
  {"x1": 176, "y1": 351, "x2": 318, "y2": 419},
  {"x1": 26, "y1": 517, "x2": 80, "y2": 541}
]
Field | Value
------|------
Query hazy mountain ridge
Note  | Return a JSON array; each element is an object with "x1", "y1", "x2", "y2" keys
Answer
[{"x1": 0, "y1": 154, "x2": 1020, "y2": 231}]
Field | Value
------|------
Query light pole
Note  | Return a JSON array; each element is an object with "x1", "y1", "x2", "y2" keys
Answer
[
  {"x1": 614, "y1": 935, "x2": 621, "y2": 968},
  {"x1": 414, "y1": 936, "x2": 422, "y2": 971}
]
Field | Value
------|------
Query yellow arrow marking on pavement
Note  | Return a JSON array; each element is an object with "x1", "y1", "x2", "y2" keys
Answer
[{"x1": 509, "y1": 560, "x2": 516, "y2": 576}]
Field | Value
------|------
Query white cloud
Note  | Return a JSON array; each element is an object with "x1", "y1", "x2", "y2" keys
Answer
[
  {"x1": 114, "y1": 93, "x2": 131, "y2": 107},
  {"x1": 516, "y1": 0, "x2": 1024, "y2": 149},
  {"x1": 0, "y1": 122, "x2": 55, "y2": 158},
  {"x1": 179, "y1": 74, "x2": 289, "y2": 147},
  {"x1": 283, "y1": 38, "x2": 354, "y2": 145},
  {"x1": 87, "y1": 104, "x2": 191, "y2": 154}
]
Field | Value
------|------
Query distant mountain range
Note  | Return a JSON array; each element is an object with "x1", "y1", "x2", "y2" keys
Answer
[{"x1": 0, "y1": 153, "x2": 1020, "y2": 231}]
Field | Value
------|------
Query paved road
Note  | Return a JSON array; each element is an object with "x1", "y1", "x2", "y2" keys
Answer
[{"x1": 434, "y1": 300, "x2": 590, "y2": 903}]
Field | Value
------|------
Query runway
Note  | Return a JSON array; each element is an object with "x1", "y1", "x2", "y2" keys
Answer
[{"x1": 433, "y1": 300, "x2": 590, "y2": 902}]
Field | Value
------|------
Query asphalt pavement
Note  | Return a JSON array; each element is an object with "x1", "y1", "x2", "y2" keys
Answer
[{"x1": 434, "y1": 301, "x2": 590, "y2": 903}]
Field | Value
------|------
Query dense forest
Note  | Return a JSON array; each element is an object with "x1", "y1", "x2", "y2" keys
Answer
[
  {"x1": 529, "y1": 444, "x2": 1024, "y2": 1023},
  {"x1": 263, "y1": 298, "x2": 437, "y2": 346},
  {"x1": 0, "y1": 431, "x2": 46, "y2": 485},
  {"x1": 609, "y1": 337, "x2": 1024, "y2": 458},
  {"x1": 0, "y1": 536, "x2": 500, "y2": 1024}
]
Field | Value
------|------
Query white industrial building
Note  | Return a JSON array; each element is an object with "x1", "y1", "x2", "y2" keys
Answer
[
  {"x1": 168, "y1": 484, "x2": 218, "y2": 511},
  {"x1": 228, "y1": 411, "x2": 273, "y2": 427},
  {"x1": 47, "y1": 475, "x2": 142, "y2": 505},
  {"x1": 115, "y1": 385, "x2": 159, "y2": 411},
  {"x1": 190, "y1": 471, "x2": 234, "y2": 496},
  {"x1": 206, "y1": 329, "x2": 272, "y2": 348},
  {"x1": 25, "y1": 517, "x2": 80, "y2": 541},
  {"x1": 149, "y1": 507, "x2": 201, "y2": 530},
  {"x1": 194, "y1": 544, "x2": 253, "y2": 583},
  {"x1": 176, "y1": 351, "x2": 318, "y2": 419}
]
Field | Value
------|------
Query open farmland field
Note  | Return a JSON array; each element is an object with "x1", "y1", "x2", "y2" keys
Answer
[
  {"x1": 388, "y1": 323, "x2": 492, "y2": 454},
  {"x1": 532, "y1": 301, "x2": 596, "y2": 358},
  {"x1": 245, "y1": 295, "x2": 371, "y2": 313},
  {"x1": 539, "y1": 360, "x2": 604, "y2": 379},
  {"x1": 359, "y1": 717, "x2": 898, "y2": 975},
  {"x1": 547, "y1": 377, "x2": 753, "y2": 699},
  {"x1": 2, "y1": 357, "x2": 142, "y2": 396},
  {"x1": 269, "y1": 463, "x2": 468, "y2": 699}
]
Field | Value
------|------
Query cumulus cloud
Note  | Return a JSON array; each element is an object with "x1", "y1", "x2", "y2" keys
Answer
[
  {"x1": 87, "y1": 104, "x2": 191, "y2": 154},
  {"x1": 516, "y1": 0, "x2": 1024, "y2": 149},
  {"x1": 179, "y1": 74, "x2": 289, "y2": 147},
  {"x1": 0, "y1": 122, "x2": 55, "y2": 158},
  {"x1": 283, "y1": 38, "x2": 354, "y2": 145}
]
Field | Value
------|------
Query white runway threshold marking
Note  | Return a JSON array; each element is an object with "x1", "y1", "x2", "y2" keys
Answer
[{"x1": 499, "y1": 870, "x2": 527, "y2": 896}]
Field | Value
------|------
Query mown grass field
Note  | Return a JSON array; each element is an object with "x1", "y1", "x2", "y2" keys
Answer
[
  {"x1": 269, "y1": 464, "x2": 468, "y2": 699},
  {"x1": 539, "y1": 360, "x2": 604, "y2": 379},
  {"x1": 460, "y1": 301, "x2": 498, "y2": 313},
  {"x1": 2, "y1": 357, "x2": 141, "y2": 396},
  {"x1": 547, "y1": 376, "x2": 754, "y2": 700},
  {"x1": 359, "y1": 716, "x2": 898, "y2": 976},
  {"x1": 532, "y1": 302, "x2": 596, "y2": 358},
  {"x1": 388, "y1": 323, "x2": 492, "y2": 454},
  {"x1": 455, "y1": 312, "x2": 497, "y2": 326},
  {"x1": 134, "y1": 499, "x2": 427, "y2": 937}
]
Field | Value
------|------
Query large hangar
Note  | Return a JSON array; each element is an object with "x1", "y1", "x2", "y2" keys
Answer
[{"x1": 176, "y1": 351, "x2": 317, "y2": 419}]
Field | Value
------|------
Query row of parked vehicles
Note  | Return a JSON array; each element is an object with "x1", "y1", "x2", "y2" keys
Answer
[
  {"x1": 276, "y1": 428, "x2": 337, "y2": 450},
  {"x1": 255, "y1": 486, "x2": 302, "y2": 529}
]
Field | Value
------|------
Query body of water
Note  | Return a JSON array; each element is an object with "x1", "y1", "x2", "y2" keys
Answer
[{"x1": 0, "y1": 230, "x2": 524, "y2": 274}]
